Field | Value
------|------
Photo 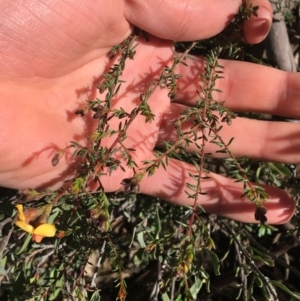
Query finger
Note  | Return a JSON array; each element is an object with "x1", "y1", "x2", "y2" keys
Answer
[
  {"x1": 124, "y1": 0, "x2": 271, "y2": 42},
  {"x1": 175, "y1": 58, "x2": 300, "y2": 119},
  {"x1": 243, "y1": 0, "x2": 272, "y2": 44},
  {"x1": 0, "y1": 0, "x2": 131, "y2": 80},
  {"x1": 140, "y1": 158, "x2": 295, "y2": 224},
  {"x1": 158, "y1": 103, "x2": 300, "y2": 163}
]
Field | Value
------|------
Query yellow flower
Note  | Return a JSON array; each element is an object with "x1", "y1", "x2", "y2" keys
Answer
[{"x1": 15, "y1": 204, "x2": 56, "y2": 243}]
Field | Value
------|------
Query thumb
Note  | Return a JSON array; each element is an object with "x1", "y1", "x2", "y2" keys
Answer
[
  {"x1": 243, "y1": 0, "x2": 272, "y2": 44},
  {"x1": 125, "y1": 0, "x2": 272, "y2": 42}
]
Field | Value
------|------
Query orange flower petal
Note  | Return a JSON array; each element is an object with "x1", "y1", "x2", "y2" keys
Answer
[
  {"x1": 15, "y1": 204, "x2": 56, "y2": 243},
  {"x1": 15, "y1": 204, "x2": 26, "y2": 222},
  {"x1": 33, "y1": 224, "x2": 56, "y2": 237},
  {"x1": 15, "y1": 220, "x2": 34, "y2": 234},
  {"x1": 56, "y1": 230, "x2": 66, "y2": 239},
  {"x1": 32, "y1": 235, "x2": 44, "y2": 243}
]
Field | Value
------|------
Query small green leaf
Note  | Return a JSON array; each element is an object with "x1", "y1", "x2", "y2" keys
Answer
[
  {"x1": 154, "y1": 207, "x2": 161, "y2": 239},
  {"x1": 252, "y1": 255, "x2": 274, "y2": 267},
  {"x1": 90, "y1": 290, "x2": 101, "y2": 301},
  {"x1": 137, "y1": 231, "x2": 146, "y2": 248},
  {"x1": 190, "y1": 276, "x2": 203, "y2": 299},
  {"x1": 206, "y1": 250, "x2": 220, "y2": 275},
  {"x1": 17, "y1": 234, "x2": 32, "y2": 254},
  {"x1": 161, "y1": 292, "x2": 171, "y2": 301},
  {"x1": 270, "y1": 280, "x2": 300, "y2": 299},
  {"x1": 133, "y1": 248, "x2": 145, "y2": 266},
  {"x1": 0, "y1": 267, "x2": 7, "y2": 276}
]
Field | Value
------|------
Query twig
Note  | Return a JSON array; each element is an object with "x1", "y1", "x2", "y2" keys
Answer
[
  {"x1": 90, "y1": 240, "x2": 107, "y2": 288},
  {"x1": 221, "y1": 220, "x2": 279, "y2": 301},
  {"x1": 0, "y1": 217, "x2": 15, "y2": 259}
]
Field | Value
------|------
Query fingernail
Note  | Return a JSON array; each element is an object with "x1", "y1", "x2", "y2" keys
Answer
[
  {"x1": 251, "y1": 18, "x2": 270, "y2": 37},
  {"x1": 248, "y1": 6, "x2": 272, "y2": 40}
]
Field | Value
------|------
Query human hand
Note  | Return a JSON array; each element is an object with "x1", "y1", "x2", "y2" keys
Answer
[{"x1": 0, "y1": 0, "x2": 297, "y2": 224}]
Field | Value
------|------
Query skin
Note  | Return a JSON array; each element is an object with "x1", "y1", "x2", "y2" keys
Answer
[{"x1": 0, "y1": 0, "x2": 298, "y2": 224}]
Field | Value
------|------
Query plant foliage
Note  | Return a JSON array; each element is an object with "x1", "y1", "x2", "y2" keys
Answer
[{"x1": 1, "y1": 2, "x2": 300, "y2": 301}]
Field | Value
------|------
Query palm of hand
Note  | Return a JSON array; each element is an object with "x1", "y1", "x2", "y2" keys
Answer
[
  {"x1": 0, "y1": 0, "x2": 296, "y2": 224},
  {"x1": 0, "y1": 1, "x2": 173, "y2": 190}
]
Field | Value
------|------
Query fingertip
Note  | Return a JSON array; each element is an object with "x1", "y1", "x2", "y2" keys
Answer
[
  {"x1": 217, "y1": 184, "x2": 296, "y2": 225},
  {"x1": 264, "y1": 187, "x2": 296, "y2": 225},
  {"x1": 141, "y1": 160, "x2": 296, "y2": 225},
  {"x1": 243, "y1": 5, "x2": 272, "y2": 44}
]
